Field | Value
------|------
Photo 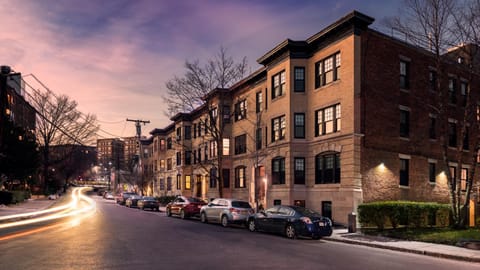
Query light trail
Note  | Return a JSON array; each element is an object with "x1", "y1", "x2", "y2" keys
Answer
[{"x1": 0, "y1": 187, "x2": 97, "y2": 237}]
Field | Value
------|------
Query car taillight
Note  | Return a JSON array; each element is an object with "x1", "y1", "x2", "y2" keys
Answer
[
  {"x1": 229, "y1": 208, "x2": 239, "y2": 213},
  {"x1": 300, "y1": 217, "x2": 313, "y2": 224}
]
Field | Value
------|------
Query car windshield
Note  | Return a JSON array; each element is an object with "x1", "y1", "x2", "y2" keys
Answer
[
  {"x1": 232, "y1": 201, "x2": 251, "y2": 208},
  {"x1": 187, "y1": 197, "x2": 203, "y2": 203},
  {"x1": 291, "y1": 206, "x2": 322, "y2": 217}
]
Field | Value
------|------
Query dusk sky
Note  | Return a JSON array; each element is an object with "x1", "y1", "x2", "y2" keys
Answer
[{"x1": 0, "y1": 0, "x2": 403, "y2": 140}]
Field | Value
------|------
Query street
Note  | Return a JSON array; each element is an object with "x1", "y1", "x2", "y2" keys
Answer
[{"x1": 0, "y1": 195, "x2": 478, "y2": 270}]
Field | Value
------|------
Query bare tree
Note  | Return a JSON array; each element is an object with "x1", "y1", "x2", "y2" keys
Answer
[
  {"x1": 163, "y1": 46, "x2": 248, "y2": 117},
  {"x1": 164, "y1": 47, "x2": 248, "y2": 198},
  {"x1": 391, "y1": 0, "x2": 480, "y2": 228},
  {"x1": 31, "y1": 90, "x2": 99, "y2": 193}
]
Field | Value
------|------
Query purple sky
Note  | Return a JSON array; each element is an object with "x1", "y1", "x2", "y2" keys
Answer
[{"x1": 0, "y1": 0, "x2": 403, "y2": 140}]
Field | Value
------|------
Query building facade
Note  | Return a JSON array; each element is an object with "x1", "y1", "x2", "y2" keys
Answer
[{"x1": 140, "y1": 11, "x2": 479, "y2": 225}]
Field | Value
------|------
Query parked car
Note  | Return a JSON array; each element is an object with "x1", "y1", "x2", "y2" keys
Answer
[
  {"x1": 137, "y1": 196, "x2": 160, "y2": 211},
  {"x1": 103, "y1": 192, "x2": 115, "y2": 200},
  {"x1": 200, "y1": 198, "x2": 253, "y2": 227},
  {"x1": 246, "y1": 205, "x2": 332, "y2": 239},
  {"x1": 166, "y1": 196, "x2": 206, "y2": 219},
  {"x1": 116, "y1": 192, "x2": 137, "y2": 205},
  {"x1": 125, "y1": 195, "x2": 142, "y2": 208}
]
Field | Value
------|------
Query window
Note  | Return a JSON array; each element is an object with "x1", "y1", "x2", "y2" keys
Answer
[
  {"x1": 429, "y1": 70, "x2": 437, "y2": 91},
  {"x1": 176, "y1": 127, "x2": 182, "y2": 141},
  {"x1": 167, "y1": 177, "x2": 172, "y2": 191},
  {"x1": 461, "y1": 168, "x2": 468, "y2": 192},
  {"x1": 167, "y1": 158, "x2": 172, "y2": 170},
  {"x1": 400, "y1": 109, "x2": 410, "y2": 138},
  {"x1": 176, "y1": 152, "x2": 181, "y2": 166},
  {"x1": 450, "y1": 166, "x2": 457, "y2": 188},
  {"x1": 176, "y1": 174, "x2": 181, "y2": 190},
  {"x1": 184, "y1": 126, "x2": 191, "y2": 140},
  {"x1": 160, "y1": 159, "x2": 165, "y2": 169},
  {"x1": 197, "y1": 147, "x2": 202, "y2": 163},
  {"x1": 166, "y1": 138, "x2": 172, "y2": 149},
  {"x1": 210, "y1": 168, "x2": 217, "y2": 188},
  {"x1": 223, "y1": 105, "x2": 231, "y2": 124},
  {"x1": 294, "y1": 67, "x2": 305, "y2": 92},
  {"x1": 185, "y1": 151, "x2": 191, "y2": 165},
  {"x1": 429, "y1": 116, "x2": 436, "y2": 139},
  {"x1": 315, "y1": 52, "x2": 340, "y2": 88},
  {"x1": 272, "y1": 157, "x2": 285, "y2": 185},
  {"x1": 185, "y1": 175, "x2": 191, "y2": 190},
  {"x1": 274, "y1": 200, "x2": 282, "y2": 206},
  {"x1": 223, "y1": 169, "x2": 230, "y2": 188},
  {"x1": 448, "y1": 78, "x2": 457, "y2": 104},
  {"x1": 235, "y1": 99, "x2": 247, "y2": 121},
  {"x1": 204, "y1": 143, "x2": 208, "y2": 160},
  {"x1": 256, "y1": 128, "x2": 262, "y2": 150},
  {"x1": 193, "y1": 124, "x2": 197, "y2": 139},
  {"x1": 461, "y1": 81, "x2": 468, "y2": 107},
  {"x1": 271, "y1": 115, "x2": 286, "y2": 142},
  {"x1": 400, "y1": 60, "x2": 409, "y2": 89},
  {"x1": 448, "y1": 121, "x2": 457, "y2": 147},
  {"x1": 294, "y1": 157, "x2": 305, "y2": 185},
  {"x1": 210, "y1": 108, "x2": 218, "y2": 125},
  {"x1": 272, "y1": 70, "x2": 286, "y2": 99},
  {"x1": 235, "y1": 134, "x2": 247, "y2": 155},
  {"x1": 400, "y1": 158, "x2": 409, "y2": 186},
  {"x1": 315, "y1": 152, "x2": 340, "y2": 184},
  {"x1": 429, "y1": 162, "x2": 436, "y2": 183},
  {"x1": 315, "y1": 104, "x2": 341, "y2": 136},
  {"x1": 193, "y1": 150, "x2": 197, "y2": 164},
  {"x1": 463, "y1": 126, "x2": 470, "y2": 150},
  {"x1": 210, "y1": 140, "x2": 217, "y2": 158},
  {"x1": 222, "y1": 138, "x2": 230, "y2": 156},
  {"x1": 294, "y1": 113, "x2": 305, "y2": 138},
  {"x1": 159, "y1": 178, "x2": 165, "y2": 190},
  {"x1": 256, "y1": 91, "x2": 263, "y2": 113},
  {"x1": 235, "y1": 166, "x2": 246, "y2": 188}
]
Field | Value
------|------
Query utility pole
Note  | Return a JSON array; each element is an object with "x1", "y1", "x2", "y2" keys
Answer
[{"x1": 126, "y1": 118, "x2": 149, "y2": 195}]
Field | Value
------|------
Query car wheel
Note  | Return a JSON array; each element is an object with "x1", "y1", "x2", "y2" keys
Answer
[
  {"x1": 247, "y1": 219, "x2": 256, "y2": 232},
  {"x1": 285, "y1": 224, "x2": 296, "y2": 239},
  {"x1": 180, "y1": 209, "x2": 187, "y2": 219},
  {"x1": 166, "y1": 208, "x2": 172, "y2": 217},
  {"x1": 221, "y1": 215, "x2": 229, "y2": 227},
  {"x1": 200, "y1": 212, "x2": 208, "y2": 223}
]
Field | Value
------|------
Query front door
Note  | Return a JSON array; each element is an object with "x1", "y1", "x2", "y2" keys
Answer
[{"x1": 322, "y1": 201, "x2": 332, "y2": 220}]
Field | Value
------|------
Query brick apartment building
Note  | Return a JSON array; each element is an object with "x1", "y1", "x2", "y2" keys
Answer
[{"x1": 138, "y1": 11, "x2": 479, "y2": 225}]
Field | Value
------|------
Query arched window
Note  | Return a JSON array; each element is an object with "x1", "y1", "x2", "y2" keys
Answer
[
  {"x1": 315, "y1": 152, "x2": 340, "y2": 184},
  {"x1": 272, "y1": 156, "x2": 286, "y2": 185}
]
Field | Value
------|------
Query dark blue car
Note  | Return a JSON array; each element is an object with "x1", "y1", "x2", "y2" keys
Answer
[{"x1": 247, "y1": 205, "x2": 332, "y2": 239}]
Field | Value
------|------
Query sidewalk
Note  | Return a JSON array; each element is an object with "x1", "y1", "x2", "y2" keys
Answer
[
  {"x1": 325, "y1": 228, "x2": 480, "y2": 263},
  {"x1": 0, "y1": 197, "x2": 56, "y2": 217}
]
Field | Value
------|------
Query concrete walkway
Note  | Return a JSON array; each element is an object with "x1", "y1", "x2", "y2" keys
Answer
[
  {"x1": 2, "y1": 198, "x2": 479, "y2": 263},
  {"x1": 325, "y1": 228, "x2": 480, "y2": 263}
]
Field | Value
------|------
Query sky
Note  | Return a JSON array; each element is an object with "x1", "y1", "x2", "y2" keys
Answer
[{"x1": 0, "y1": 0, "x2": 403, "y2": 140}]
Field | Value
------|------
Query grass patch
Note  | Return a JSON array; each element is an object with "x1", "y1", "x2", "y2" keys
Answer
[{"x1": 363, "y1": 227, "x2": 480, "y2": 246}]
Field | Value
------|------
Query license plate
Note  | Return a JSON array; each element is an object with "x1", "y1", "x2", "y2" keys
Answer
[{"x1": 318, "y1": 221, "x2": 325, "y2": 226}]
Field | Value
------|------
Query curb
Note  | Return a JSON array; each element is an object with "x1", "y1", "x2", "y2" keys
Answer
[{"x1": 323, "y1": 237, "x2": 480, "y2": 263}]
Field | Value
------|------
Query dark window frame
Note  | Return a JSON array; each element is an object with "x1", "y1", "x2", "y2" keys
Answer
[
  {"x1": 272, "y1": 157, "x2": 286, "y2": 185},
  {"x1": 294, "y1": 157, "x2": 305, "y2": 185},
  {"x1": 294, "y1": 113, "x2": 305, "y2": 138},
  {"x1": 400, "y1": 158, "x2": 409, "y2": 186},
  {"x1": 315, "y1": 104, "x2": 341, "y2": 136},
  {"x1": 235, "y1": 166, "x2": 246, "y2": 188},
  {"x1": 271, "y1": 70, "x2": 286, "y2": 99},
  {"x1": 294, "y1": 67, "x2": 305, "y2": 92},
  {"x1": 315, "y1": 52, "x2": 340, "y2": 88},
  {"x1": 315, "y1": 152, "x2": 341, "y2": 184},
  {"x1": 234, "y1": 134, "x2": 247, "y2": 155},
  {"x1": 400, "y1": 109, "x2": 410, "y2": 138},
  {"x1": 271, "y1": 115, "x2": 286, "y2": 142}
]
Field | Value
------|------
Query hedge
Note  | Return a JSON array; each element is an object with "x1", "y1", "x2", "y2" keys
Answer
[
  {"x1": 0, "y1": 190, "x2": 30, "y2": 205},
  {"x1": 358, "y1": 201, "x2": 450, "y2": 230}
]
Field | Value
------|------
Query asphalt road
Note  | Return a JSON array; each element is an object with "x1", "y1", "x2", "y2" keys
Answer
[{"x1": 0, "y1": 195, "x2": 478, "y2": 270}]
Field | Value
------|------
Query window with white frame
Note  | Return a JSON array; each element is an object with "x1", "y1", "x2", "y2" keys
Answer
[
  {"x1": 315, "y1": 52, "x2": 340, "y2": 88},
  {"x1": 315, "y1": 104, "x2": 341, "y2": 136},
  {"x1": 272, "y1": 70, "x2": 286, "y2": 99},
  {"x1": 271, "y1": 115, "x2": 286, "y2": 142}
]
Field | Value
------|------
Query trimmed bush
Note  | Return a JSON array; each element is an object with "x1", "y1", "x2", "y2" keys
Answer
[{"x1": 358, "y1": 201, "x2": 450, "y2": 230}]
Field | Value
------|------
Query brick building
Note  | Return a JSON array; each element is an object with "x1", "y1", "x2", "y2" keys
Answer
[{"x1": 142, "y1": 11, "x2": 479, "y2": 225}]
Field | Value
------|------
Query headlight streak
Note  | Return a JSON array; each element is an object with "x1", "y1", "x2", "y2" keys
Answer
[{"x1": 0, "y1": 187, "x2": 96, "y2": 236}]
